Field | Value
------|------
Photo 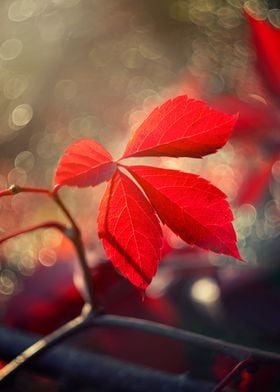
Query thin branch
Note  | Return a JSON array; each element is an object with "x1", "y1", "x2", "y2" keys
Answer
[
  {"x1": 0, "y1": 184, "x2": 100, "y2": 312},
  {"x1": 0, "y1": 221, "x2": 67, "y2": 245},
  {"x1": 0, "y1": 306, "x2": 91, "y2": 382},
  {"x1": 51, "y1": 192, "x2": 101, "y2": 312},
  {"x1": 0, "y1": 189, "x2": 14, "y2": 197},
  {"x1": 16, "y1": 186, "x2": 50, "y2": 195},
  {"x1": 0, "y1": 185, "x2": 50, "y2": 197},
  {"x1": 212, "y1": 358, "x2": 257, "y2": 392},
  {"x1": 51, "y1": 192, "x2": 79, "y2": 232},
  {"x1": 70, "y1": 230, "x2": 101, "y2": 312},
  {"x1": 90, "y1": 315, "x2": 280, "y2": 363}
]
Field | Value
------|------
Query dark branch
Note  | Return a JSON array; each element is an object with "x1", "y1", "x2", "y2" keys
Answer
[
  {"x1": 91, "y1": 315, "x2": 280, "y2": 362},
  {"x1": 0, "y1": 325, "x2": 212, "y2": 392},
  {"x1": 0, "y1": 311, "x2": 90, "y2": 381},
  {"x1": 1, "y1": 312, "x2": 280, "y2": 385}
]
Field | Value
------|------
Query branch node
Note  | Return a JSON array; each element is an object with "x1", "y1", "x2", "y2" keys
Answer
[
  {"x1": 64, "y1": 227, "x2": 77, "y2": 240},
  {"x1": 51, "y1": 184, "x2": 61, "y2": 195},
  {"x1": 9, "y1": 185, "x2": 21, "y2": 194},
  {"x1": 82, "y1": 303, "x2": 92, "y2": 317}
]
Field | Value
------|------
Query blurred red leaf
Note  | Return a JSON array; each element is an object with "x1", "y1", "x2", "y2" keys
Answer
[
  {"x1": 210, "y1": 94, "x2": 280, "y2": 138},
  {"x1": 54, "y1": 138, "x2": 116, "y2": 187},
  {"x1": 246, "y1": 11, "x2": 280, "y2": 100},
  {"x1": 5, "y1": 260, "x2": 186, "y2": 372},
  {"x1": 237, "y1": 154, "x2": 279, "y2": 206},
  {"x1": 4, "y1": 262, "x2": 84, "y2": 335},
  {"x1": 122, "y1": 95, "x2": 237, "y2": 159},
  {"x1": 97, "y1": 169, "x2": 163, "y2": 289},
  {"x1": 127, "y1": 165, "x2": 241, "y2": 260}
]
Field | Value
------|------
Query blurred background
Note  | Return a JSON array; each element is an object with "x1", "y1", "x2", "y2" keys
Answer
[{"x1": 0, "y1": 0, "x2": 280, "y2": 390}]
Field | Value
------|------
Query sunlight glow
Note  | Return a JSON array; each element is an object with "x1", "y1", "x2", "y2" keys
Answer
[{"x1": 190, "y1": 277, "x2": 220, "y2": 304}]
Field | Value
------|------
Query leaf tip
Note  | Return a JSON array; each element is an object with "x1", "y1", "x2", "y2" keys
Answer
[
  {"x1": 237, "y1": 253, "x2": 245, "y2": 263},
  {"x1": 51, "y1": 183, "x2": 62, "y2": 195},
  {"x1": 138, "y1": 288, "x2": 147, "y2": 301},
  {"x1": 229, "y1": 244, "x2": 243, "y2": 262}
]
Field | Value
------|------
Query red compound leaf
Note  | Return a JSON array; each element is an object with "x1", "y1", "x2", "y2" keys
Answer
[{"x1": 52, "y1": 95, "x2": 240, "y2": 289}]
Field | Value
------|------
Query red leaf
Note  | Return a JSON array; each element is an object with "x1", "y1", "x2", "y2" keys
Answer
[
  {"x1": 122, "y1": 96, "x2": 237, "y2": 159},
  {"x1": 54, "y1": 139, "x2": 116, "y2": 187},
  {"x1": 210, "y1": 94, "x2": 280, "y2": 138},
  {"x1": 246, "y1": 11, "x2": 280, "y2": 100},
  {"x1": 127, "y1": 165, "x2": 241, "y2": 260},
  {"x1": 97, "y1": 169, "x2": 163, "y2": 289},
  {"x1": 236, "y1": 154, "x2": 279, "y2": 206}
]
